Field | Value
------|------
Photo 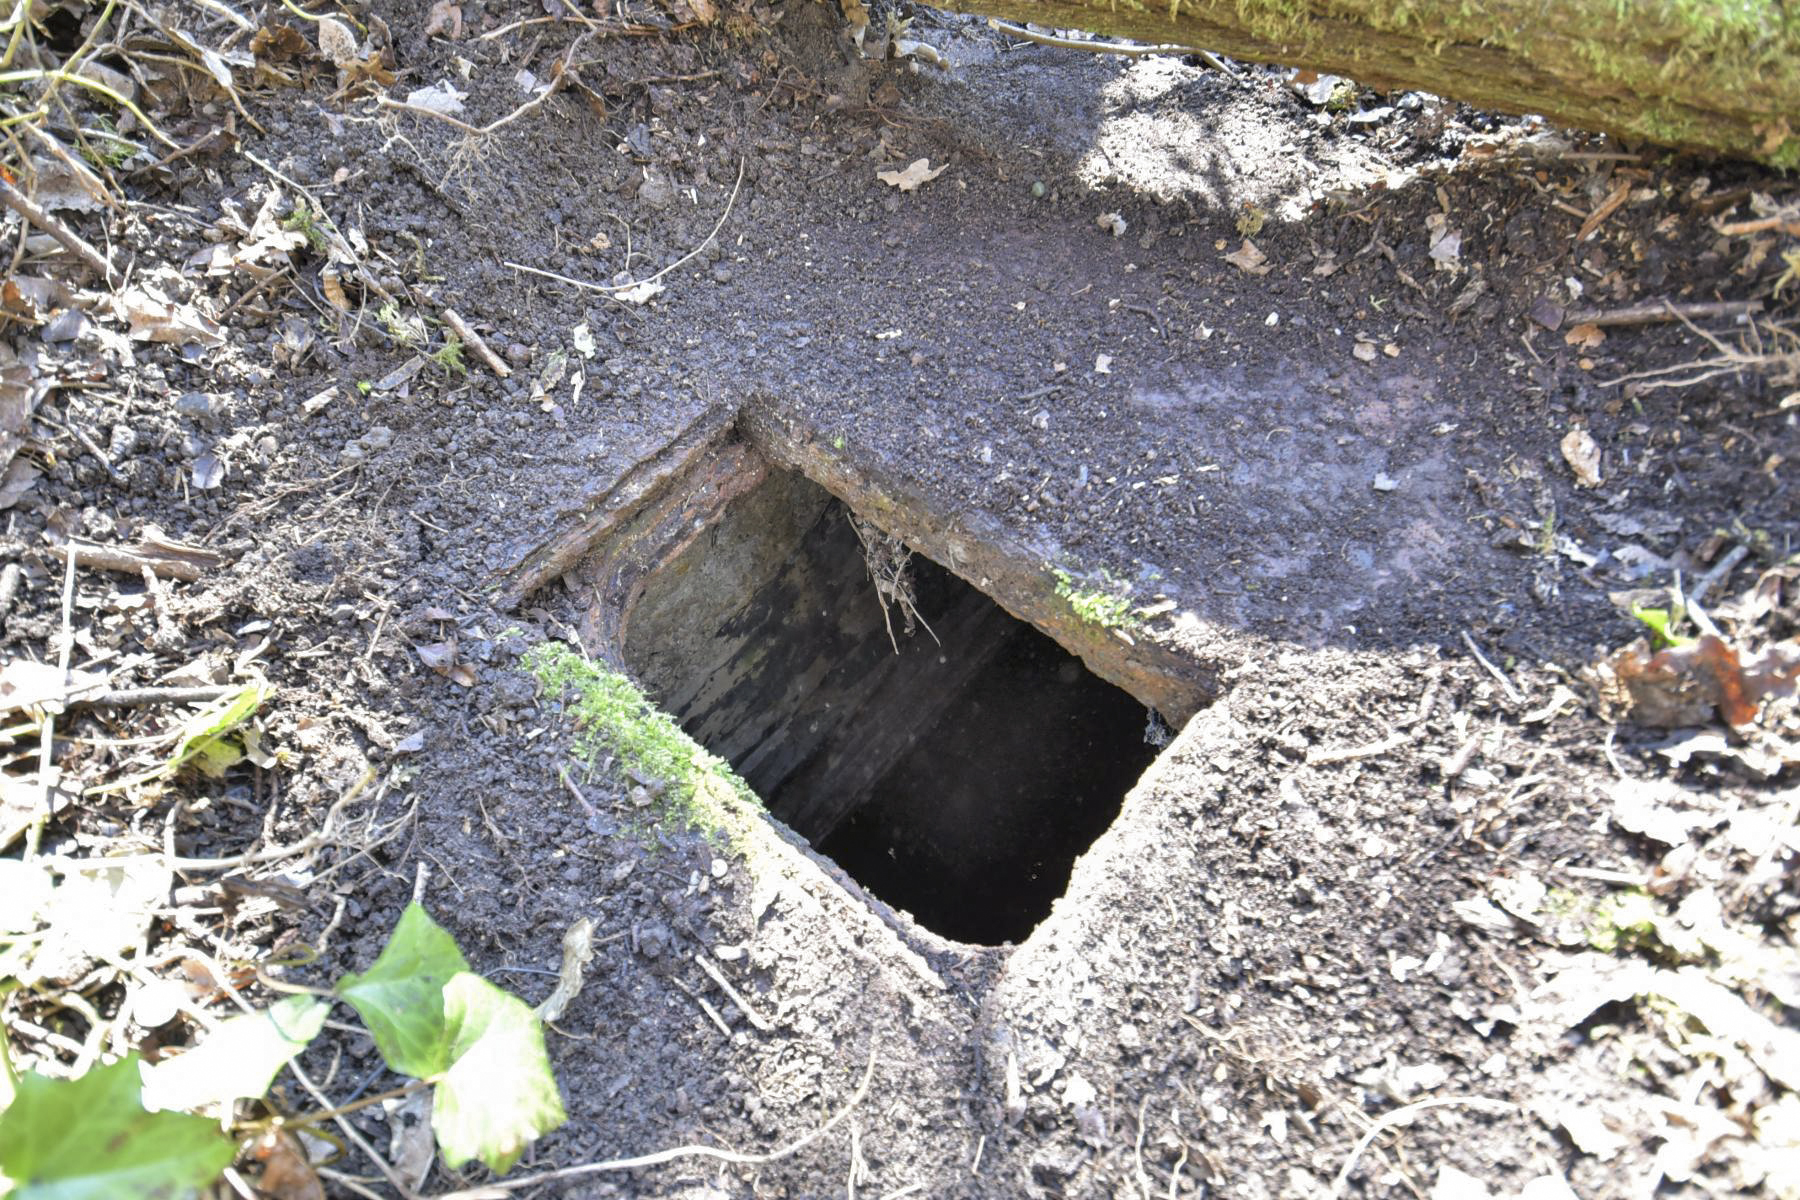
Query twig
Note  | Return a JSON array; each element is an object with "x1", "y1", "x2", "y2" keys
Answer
[
  {"x1": 55, "y1": 766, "x2": 377, "y2": 872},
  {"x1": 1574, "y1": 179, "x2": 1630, "y2": 243},
  {"x1": 1566, "y1": 299, "x2": 1762, "y2": 328},
  {"x1": 0, "y1": 175, "x2": 117, "y2": 284},
  {"x1": 1306, "y1": 729, "x2": 1412, "y2": 766},
  {"x1": 670, "y1": 975, "x2": 734, "y2": 1040},
  {"x1": 289, "y1": 1059, "x2": 422, "y2": 1200},
  {"x1": 26, "y1": 539, "x2": 78, "y2": 860},
  {"x1": 435, "y1": 306, "x2": 510, "y2": 378},
  {"x1": 502, "y1": 156, "x2": 745, "y2": 298},
  {"x1": 54, "y1": 537, "x2": 223, "y2": 582},
  {"x1": 1329, "y1": 1096, "x2": 1514, "y2": 1199},
  {"x1": 430, "y1": 1043, "x2": 881, "y2": 1197},
  {"x1": 376, "y1": 37, "x2": 585, "y2": 137},
  {"x1": 694, "y1": 952, "x2": 774, "y2": 1033},
  {"x1": 75, "y1": 685, "x2": 239, "y2": 707},
  {"x1": 1688, "y1": 543, "x2": 1750, "y2": 606},
  {"x1": 1459, "y1": 632, "x2": 1523, "y2": 705},
  {"x1": 988, "y1": 18, "x2": 1232, "y2": 74}
]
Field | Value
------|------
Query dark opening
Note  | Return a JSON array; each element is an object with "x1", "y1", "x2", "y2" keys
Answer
[{"x1": 622, "y1": 471, "x2": 1159, "y2": 944}]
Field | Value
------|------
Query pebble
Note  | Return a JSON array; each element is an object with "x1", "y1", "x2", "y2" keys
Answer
[
  {"x1": 711, "y1": 265, "x2": 733, "y2": 284},
  {"x1": 175, "y1": 391, "x2": 222, "y2": 425},
  {"x1": 505, "y1": 342, "x2": 532, "y2": 366}
]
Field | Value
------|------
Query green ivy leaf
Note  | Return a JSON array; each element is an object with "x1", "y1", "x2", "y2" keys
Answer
[
  {"x1": 0, "y1": 1055, "x2": 234, "y2": 1199},
  {"x1": 141, "y1": 996, "x2": 328, "y2": 1113},
  {"x1": 432, "y1": 973, "x2": 567, "y2": 1173},
  {"x1": 336, "y1": 903, "x2": 469, "y2": 1079}
]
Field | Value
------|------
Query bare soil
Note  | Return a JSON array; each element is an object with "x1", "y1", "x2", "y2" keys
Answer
[{"x1": 3, "y1": 3, "x2": 1796, "y2": 1199}]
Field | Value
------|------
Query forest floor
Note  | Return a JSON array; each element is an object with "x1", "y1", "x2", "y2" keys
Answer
[{"x1": 1, "y1": 2, "x2": 1796, "y2": 1198}]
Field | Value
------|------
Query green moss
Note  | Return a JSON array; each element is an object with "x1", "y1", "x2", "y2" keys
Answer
[
  {"x1": 1052, "y1": 566, "x2": 1142, "y2": 631},
  {"x1": 522, "y1": 642, "x2": 758, "y2": 840}
]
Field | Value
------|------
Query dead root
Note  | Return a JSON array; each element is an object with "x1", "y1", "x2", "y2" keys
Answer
[
  {"x1": 1600, "y1": 312, "x2": 1798, "y2": 399},
  {"x1": 847, "y1": 512, "x2": 938, "y2": 654}
]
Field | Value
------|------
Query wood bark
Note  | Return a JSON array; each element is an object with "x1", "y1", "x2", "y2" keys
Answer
[{"x1": 929, "y1": 0, "x2": 1800, "y2": 166}]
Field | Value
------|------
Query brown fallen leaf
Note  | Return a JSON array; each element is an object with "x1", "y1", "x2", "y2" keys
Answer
[
  {"x1": 1564, "y1": 322, "x2": 1606, "y2": 350},
  {"x1": 250, "y1": 23, "x2": 311, "y2": 62},
  {"x1": 117, "y1": 286, "x2": 224, "y2": 345},
  {"x1": 876, "y1": 158, "x2": 947, "y2": 192},
  {"x1": 249, "y1": 1129, "x2": 326, "y2": 1200},
  {"x1": 1600, "y1": 634, "x2": 1800, "y2": 729},
  {"x1": 1223, "y1": 238, "x2": 1271, "y2": 275},
  {"x1": 1560, "y1": 427, "x2": 1602, "y2": 487}
]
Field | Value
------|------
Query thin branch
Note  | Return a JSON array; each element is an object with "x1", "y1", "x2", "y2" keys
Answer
[{"x1": 0, "y1": 175, "x2": 117, "y2": 283}]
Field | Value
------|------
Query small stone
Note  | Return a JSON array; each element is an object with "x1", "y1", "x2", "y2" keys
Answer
[
  {"x1": 638, "y1": 170, "x2": 676, "y2": 210},
  {"x1": 505, "y1": 342, "x2": 532, "y2": 366},
  {"x1": 637, "y1": 921, "x2": 669, "y2": 959},
  {"x1": 711, "y1": 265, "x2": 734, "y2": 284},
  {"x1": 361, "y1": 425, "x2": 394, "y2": 452},
  {"x1": 175, "y1": 391, "x2": 221, "y2": 425}
]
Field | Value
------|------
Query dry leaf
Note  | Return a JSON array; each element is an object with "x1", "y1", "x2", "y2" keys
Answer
[
  {"x1": 876, "y1": 158, "x2": 947, "y2": 192},
  {"x1": 1094, "y1": 354, "x2": 1113, "y2": 374},
  {"x1": 117, "y1": 287, "x2": 224, "y2": 346},
  {"x1": 1560, "y1": 427, "x2": 1602, "y2": 487},
  {"x1": 1223, "y1": 239, "x2": 1271, "y2": 275},
  {"x1": 1564, "y1": 322, "x2": 1605, "y2": 350},
  {"x1": 1601, "y1": 634, "x2": 1800, "y2": 729},
  {"x1": 250, "y1": 24, "x2": 310, "y2": 63}
]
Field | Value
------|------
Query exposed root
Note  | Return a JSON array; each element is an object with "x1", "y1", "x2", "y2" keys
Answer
[{"x1": 847, "y1": 512, "x2": 938, "y2": 654}]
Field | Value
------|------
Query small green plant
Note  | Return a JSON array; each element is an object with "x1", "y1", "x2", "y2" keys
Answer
[
  {"x1": 280, "y1": 202, "x2": 329, "y2": 253},
  {"x1": 1325, "y1": 80, "x2": 1358, "y2": 112},
  {"x1": 523, "y1": 641, "x2": 756, "y2": 838},
  {"x1": 0, "y1": 904, "x2": 565, "y2": 1193},
  {"x1": 1630, "y1": 600, "x2": 1695, "y2": 649},
  {"x1": 377, "y1": 300, "x2": 426, "y2": 348},
  {"x1": 356, "y1": 379, "x2": 373, "y2": 395},
  {"x1": 1587, "y1": 889, "x2": 1660, "y2": 954},
  {"x1": 79, "y1": 115, "x2": 137, "y2": 169},
  {"x1": 429, "y1": 334, "x2": 468, "y2": 377},
  {"x1": 1052, "y1": 566, "x2": 1141, "y2": 631}
]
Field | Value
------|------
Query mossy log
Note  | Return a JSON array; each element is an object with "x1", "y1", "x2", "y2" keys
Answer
[{"x1": 930, "y1": 0, "x2": 1800, "y2": 166}]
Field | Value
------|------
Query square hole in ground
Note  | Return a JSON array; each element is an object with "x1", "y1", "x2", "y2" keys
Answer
[{"x1": 621, "y1": 470, "x2": 1161, "y2": 945}]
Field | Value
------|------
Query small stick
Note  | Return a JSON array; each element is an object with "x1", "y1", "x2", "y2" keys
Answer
[
  {"x1": 54, "y1": 539, "x2": 222, "y2": 582},
  {"x1": 27, "y1": 538, "x2": 79, "y2": 860},
  {"x1": 1688, "y1": 542, "x2": 1750, "y2": 606},
  {"x1": 1329, "y1": 1096, "x2": 1514, "y2": 1199},
  {"x1": 670, "y1": 975, "x2": 735, "y2": 1040},
  {"x1": 1306, "y1": 729, "x2": 1411, "y2": 766},
  {"x1": 436, "y1": 306, "x2": 511, "y2": 378},
  {"x1": 694, "y1": 952, "x2": 774, "y2": 1033},
  {"x1": 76, "y1": 685, "x2": 239, "y2": 707},
  {"x1": 1566, "y1": 298, "x2": 1762, "y2": 328},
  {"x1": 0, "y1": 175, "x2": 117, "y2": 284},
  {"x1": 1459, "y1": 631, "x2": 1523, "y2": 706},
  {"x1": 988, "y1": 18, "x2": 1233, "y2": 75},
  {"x1": 58, "y1": 767, "x2": 376, "y2": 872}
]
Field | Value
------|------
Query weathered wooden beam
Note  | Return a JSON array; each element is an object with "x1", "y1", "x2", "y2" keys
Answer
[{"x1": 937, "y1": 0, "x2": 1800, "y2": 166}]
